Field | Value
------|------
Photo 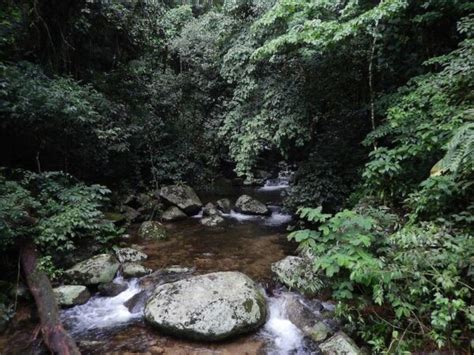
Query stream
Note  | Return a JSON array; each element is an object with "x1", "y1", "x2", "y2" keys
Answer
[{"x1": 8, "y1": 175, "x2": 324, "y2": 354}]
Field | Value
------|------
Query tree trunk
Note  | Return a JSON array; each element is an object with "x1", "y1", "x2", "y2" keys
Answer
[{"x1": 20, "y1": 242, "x2": 81, "y2": 355}]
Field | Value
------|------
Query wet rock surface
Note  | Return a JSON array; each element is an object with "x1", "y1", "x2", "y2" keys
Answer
[
  {"x1": 216, "y1": 198, "x2": 232, "y2": 214},
  {"x1": 138, "y1": 221, "x2": 167, "y2": 240},
  {"x1": 161, "y1": 206, "x2": 188, "y2": 222}
]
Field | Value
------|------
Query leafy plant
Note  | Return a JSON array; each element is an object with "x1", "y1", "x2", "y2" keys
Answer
[{"x1": 0, "y1": 170, "x2": 121, "y2": 255}]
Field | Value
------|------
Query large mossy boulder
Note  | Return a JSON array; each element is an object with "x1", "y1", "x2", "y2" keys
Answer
[
  {"x1": 161, "y1": 206, "x2": 188, "y2": 222},
  {"x1": 53, "y1": 285, "x2": 91, "y2": 307},
  {"x1": 319, "y1": 332, "x2": 362, "y2": 354},
  {"x1": 144, "y1": 271, "x2": 267, "y2": 341},
  {"x1": 64, "y1": 254, "x2": 120, "y2": 285},
  {"x1": 235, "y1": 195, "x2": 270, "y2": 216},
  {"x1": 138, "y1": 221, "x2": 167, "y2": 240},
  {"x1": 159, "y1": 184, "x2": 202, "y2": 215}
]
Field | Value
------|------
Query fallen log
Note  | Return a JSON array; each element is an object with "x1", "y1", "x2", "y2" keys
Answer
[{"x1": 20, "y1": 242, "x2": 81, "y2": 355}]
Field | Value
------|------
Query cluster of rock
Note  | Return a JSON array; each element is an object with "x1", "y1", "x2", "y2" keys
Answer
[
  {"x1": 107, "y1": 183, "x2": 274, "y2": 230},
  {"x1": 53, "y1": 247, "x2": 152, "y2": 307}
]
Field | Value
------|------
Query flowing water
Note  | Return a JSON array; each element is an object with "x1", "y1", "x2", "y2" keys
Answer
[{"x1": 5, "y1": 176, "x2": 322, "y2": 354}]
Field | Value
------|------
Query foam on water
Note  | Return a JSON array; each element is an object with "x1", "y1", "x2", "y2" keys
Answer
[
  {"x1": 61, "y1": 277, "x2": 142, "y2": 335},
  {"x1": 263, "y1": 294, "x2": 305, "y2": 354}
]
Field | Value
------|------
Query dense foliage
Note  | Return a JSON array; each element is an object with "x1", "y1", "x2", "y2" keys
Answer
[
  {"x1": 0, "y1": 170, "x2": 120, "y2": 254},
  {"x1": 0, "y1": 0, "x2": 472, "y2": 351}
]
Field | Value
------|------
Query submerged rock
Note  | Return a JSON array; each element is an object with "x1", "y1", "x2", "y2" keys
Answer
[
  {"x1": 122, "y1": 263, "x2": 152, "y2": 278},
  {"x1": 216, "y1": 198, "x2": 232, "y2": 214},
  {"x1": 201, "y1": 215, "x2": 225, "y2": 227},
  {"x1": 98, "y1": 281, "x2": 128, "y2": 297},
  {"x1": 235, "y1": 195, "x2": 270, "y2": 216},
  {"x1": 64, "y1": 254, "x2": 120, "y2": 285},
  {"x1": 144, "y1": 271, "x2": 267, "y2": 341},
  {"x1": 159, "y1": 184, "x2": 202, "y2": 215},
  {"x1": 138, "y1": 221, "x2": 167, "y2": 240},
  {"x1": 319, "y1": 332, "x2": 362, "y2": 355},
  {"x1": 53, "y1": 285, "x2": 91, "y2": 307},
  {"x1": 114, "y1": 247, "x2": 148, "y2": 264},
  {"x1": 161, "y1": 206, "x2": 188, "y2": 222}
]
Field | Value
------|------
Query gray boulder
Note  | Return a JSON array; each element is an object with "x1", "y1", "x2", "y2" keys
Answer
[
  {"x1": 161, "y1": 206, "x2": 187, "y2": 222},
  {"x1": 64, "y1": 254, "x2": 120, "y2": 285},
  {"x1": 159, "y1": 185, "x2": 202, "y2": 215},
  {"x1": 216, "y1": 198, "x2": 232, "y2": 214},
  {"x1": 114, "y1": 247, "x2": 147, "y2": 264},
  {"x1": 138, "y1": 221, "x2": 167, "y2": 240},
  {"x1": 235, "y1": 195, "x2": 270, "y2": 216},
  {"x1": 125, "y1": 290, "x2": 149, "y2": 313},
  {"x1": 122, "y1": 263, "x2": 152, "y2": 278},
  {"x1": 201, "y1": 215, "x2": 225, "y2": 227},
  {"x1": 53, "y1": 285, "x2": 91, "y2": 307},
  {"x1": 144, "y1": 271, "x2": 267, "y2": 341},
  {"x1": 319, "y1": 332, "x2": 361, "y2": 355}
]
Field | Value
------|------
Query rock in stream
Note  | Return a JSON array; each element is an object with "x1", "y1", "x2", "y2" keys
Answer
[{"x1": 144, "y1": 271, "x2": 267, "y2": 341}]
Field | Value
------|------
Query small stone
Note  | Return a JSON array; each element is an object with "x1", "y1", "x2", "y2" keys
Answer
[
  {"x1": 122, "y1": 263, "x2": 152, "y2": 278},
  {"x1": 144, "y1": 271, "x2": 267, "y2": 341},
  {"x1": 235, "y1": 195, "x2": 270, "y2": 216},
  {"x1": 115, "y1": 247, "x2": 148, "y2": 263},
  {"x1": 98, "y1": 281, "x2": 128, "y2": 297},
  {"x1": 201, "y1": 215, "x2": 225, "y2": 227},
  {"x1": 202, "y1": 202, "x2": 219, "y2": 217},
  {"x1": 138, "y1": 221, "x2": 167, "y2": 240},
  {"x1": 53, "y1": 285, "x2": 91, "y2": 307}
]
